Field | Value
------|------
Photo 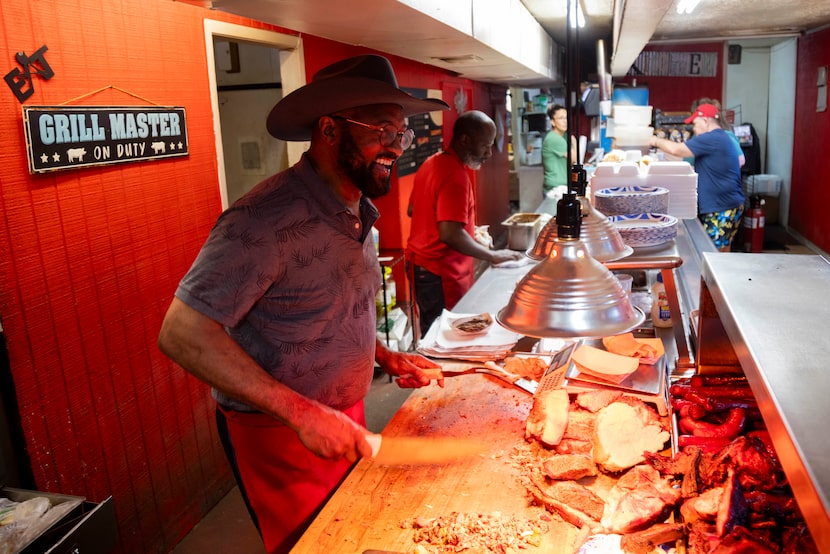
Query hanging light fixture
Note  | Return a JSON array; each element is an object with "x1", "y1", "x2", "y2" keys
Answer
[
  {"x1": 527, "y1": 164, "x2": 632, "y2": 262},
  {"x1": 676, "y1": 0, "x2": 702, "y2": 15},
  {"x1": 498, "y1": 0, "x2": 643, "y2": 339},
  {"x1": 498, "y1": 194, "x2": 644, "y2": 338},
  {"x1": 569, "y1": 0, "x2": 585, "y2": 28}
]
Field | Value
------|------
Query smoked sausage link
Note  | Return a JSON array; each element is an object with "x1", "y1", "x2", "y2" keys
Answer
[{"x1": 678, "y1": 407, "x2": 747, "y2": 439}]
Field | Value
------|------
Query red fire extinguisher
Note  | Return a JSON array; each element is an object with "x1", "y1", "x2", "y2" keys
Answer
[{"x1": 743, "y1": 194, "x2": 765, "y2": 253}]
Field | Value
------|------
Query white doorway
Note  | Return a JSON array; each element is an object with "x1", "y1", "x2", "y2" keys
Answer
[
  {"x1": 203, "y1": 20, "x2": 307, "y2": 209},
  {"x1": 726, "y1": 38, "x2": 796, "y2": 226}
]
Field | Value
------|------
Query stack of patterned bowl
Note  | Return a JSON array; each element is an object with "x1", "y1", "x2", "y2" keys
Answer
[{"x1": 593, "y1": 186, "x2": 678, "y2": 249}]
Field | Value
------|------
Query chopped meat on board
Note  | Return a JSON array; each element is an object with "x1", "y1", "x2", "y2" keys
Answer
[
  {"x1": 542, "y1": 453, "x2": 597, "y2": 480},
  {"x1": 592, "y1": 401, "x2": 670, "y2": 472},
  {"x1": 601, "y1": 464, "x2": 681, "y2": 533}
]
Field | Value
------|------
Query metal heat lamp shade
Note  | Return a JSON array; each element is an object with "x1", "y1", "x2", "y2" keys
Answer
[
  {"x1": 499, "y1": 193, "x2": 644, "y2": 338},
  {"x1": 527, "y1": 165, "x2": 632, "y2": 262}
]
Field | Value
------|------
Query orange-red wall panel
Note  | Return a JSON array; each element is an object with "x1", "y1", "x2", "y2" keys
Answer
[
  {"x1": 791, "y1": 27, "x2": 830, "y2": 253},
  {"x1": 0, "y1": 1, "x2": 267, "y2": 551}
]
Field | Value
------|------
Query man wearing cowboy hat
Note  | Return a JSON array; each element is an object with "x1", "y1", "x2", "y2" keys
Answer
[
  {"x1": 649, "y1": 102, "x2": 745, "y2": 251},
  {"x1": 158, "y1": 54, "x2": 449, "y2": 553}
]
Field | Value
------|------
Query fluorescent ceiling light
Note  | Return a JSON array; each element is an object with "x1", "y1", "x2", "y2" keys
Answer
[
  {"x1": 569, "y1": 0, "x2": 585, "y2": 28},
  {"x1": 676, "y1": 0, "x2": 702, "y2": 15}
]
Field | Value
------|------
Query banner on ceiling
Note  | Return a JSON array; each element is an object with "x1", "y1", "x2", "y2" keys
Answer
[
  {"x1": 629, "y1": 51, "x2": 719, "y2": 78},
  {"x1": 23, "y1": 105, "x2": 189, "y2": 174}
]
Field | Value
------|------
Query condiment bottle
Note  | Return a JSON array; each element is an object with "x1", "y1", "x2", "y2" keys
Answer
[{"x1": 651, "y1": 273, "x2": 673, "y2": 328}]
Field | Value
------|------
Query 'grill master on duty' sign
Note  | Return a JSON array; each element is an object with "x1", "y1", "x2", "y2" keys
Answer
[{"x1": 23, "y1": 105, "x2": 189, "y2": 174}]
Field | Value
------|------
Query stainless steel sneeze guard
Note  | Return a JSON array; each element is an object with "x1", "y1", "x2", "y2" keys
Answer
[{"x1": 700, "y1": 253, "x2": 830, "y2": 551}]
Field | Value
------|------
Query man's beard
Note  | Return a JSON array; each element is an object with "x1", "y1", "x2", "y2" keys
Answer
[
  {"x1": 466, "y1": 158, "x2": 483, "y2": 170},
  {"x1": 463, "y1": 152, "x2": 485, "y2": 170},
  {"x1": 337, "y1": 131, "x2": 392, "y2": 199}
]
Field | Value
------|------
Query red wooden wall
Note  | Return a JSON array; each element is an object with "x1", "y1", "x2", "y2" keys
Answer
[
  {"x1": 0, "y1": 2, "x2": 272, "y2": 551},
  {"x1": 0, "y1": 2, "x2": 509, "y2": 552},
  {"x1": 791, "y1": 27, "x2": 830, "y2": 253}
]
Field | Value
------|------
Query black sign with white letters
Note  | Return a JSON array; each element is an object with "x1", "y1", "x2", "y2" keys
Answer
[{"x1": 23, "y1": 106, "x2": 189, "y2": 174}]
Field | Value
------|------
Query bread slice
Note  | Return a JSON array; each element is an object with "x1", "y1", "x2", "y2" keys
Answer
[
  {"x1": 602, "y1": 334, "x2": 664, "y2": 365},
  {"x1": 571, "y1": 344, "x2": 639, "y2": 384},
  {"x1": 525, "y1": 388, "x2": 570, "y2": 447}
]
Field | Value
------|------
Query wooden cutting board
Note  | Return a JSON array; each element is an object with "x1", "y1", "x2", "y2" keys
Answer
[{"x1": 289, "y1": 375, "x2": 580, "y2": 553}]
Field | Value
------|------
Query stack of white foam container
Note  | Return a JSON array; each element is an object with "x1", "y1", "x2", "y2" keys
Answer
[
  {"x1": 590, "y1": 161, "x2": 698, "y2": 219},
  {"x1": 610, "y1": 105, "x2": 654, "y2": 153}
]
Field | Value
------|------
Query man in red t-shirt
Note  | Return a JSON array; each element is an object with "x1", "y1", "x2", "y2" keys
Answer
[{"x1": 407, "y1": 110, "x2": 523, "y2": 336}]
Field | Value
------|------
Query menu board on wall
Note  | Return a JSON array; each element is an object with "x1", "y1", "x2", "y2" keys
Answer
[
  {"x1": 396, "y1": 88, "x2": 444, "y2": 178},
  {"x1": 23, "y1": 105, "x2": 189, "y2": 174}
]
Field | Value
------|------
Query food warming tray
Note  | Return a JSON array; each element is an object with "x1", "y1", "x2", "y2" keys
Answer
[
  {"x1": 535, "y1": 339, "x2": 670, "y2": 415},
  {"x1": 565, "y1": 339, "x2": 665, "y2": 395}
]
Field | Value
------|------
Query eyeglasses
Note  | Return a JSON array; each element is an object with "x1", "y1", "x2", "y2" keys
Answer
[{"x1": 332, "y1": 116, "x2": 414, "y2": 150}]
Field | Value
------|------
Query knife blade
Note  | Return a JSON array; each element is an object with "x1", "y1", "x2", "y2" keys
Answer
[
  {"x1": 365, "y1": 432, "x2": 488, "y2": 466},
  {"x1": 420, "y1": 361, "x2": 537, "y2": 393}
]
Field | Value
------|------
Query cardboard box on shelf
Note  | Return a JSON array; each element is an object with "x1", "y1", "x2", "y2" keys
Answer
[
  {"x1": 613, "y1": 105, "x2": 653, "y2": 126},
  {"x1": 761, "y1": 195, "x2": 780, "y2": 225}
]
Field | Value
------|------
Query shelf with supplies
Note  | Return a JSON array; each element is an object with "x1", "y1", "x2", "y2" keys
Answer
[
  {"x1": 518, "y1": 111, "x2": 548, "y2": 167},
  {"x1": 654, "y1": 111, "x2": 692, "y2": 143},
  {"x1": 377, "y1": 250, "x2": 414, "y2": 353}
]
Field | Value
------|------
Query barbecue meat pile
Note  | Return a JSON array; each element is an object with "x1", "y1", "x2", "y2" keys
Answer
[
  {"x1": 520, "y1": 391, "x2": 679, "y2": 546},
  {"x1": 645, "y1": 436, "x2": 819, "y2": 553},
  {"x1": 602, "y1": 464, "x2": 681, "y2": 533}
]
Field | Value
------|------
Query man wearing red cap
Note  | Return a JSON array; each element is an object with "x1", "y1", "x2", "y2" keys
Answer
[
  {"x1": 158, "y1": 55, "x2": 448, "y2": 553},
  {"x1": 649, "y1": 103, "x2": 745, "y2": 251}
]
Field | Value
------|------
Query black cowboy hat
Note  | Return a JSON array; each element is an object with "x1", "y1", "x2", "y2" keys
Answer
[{"x1": 267, "y1": 54, "x2": 449, "y2": 141}]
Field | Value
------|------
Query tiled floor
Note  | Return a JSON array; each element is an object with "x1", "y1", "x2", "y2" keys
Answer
[{"x1": 170, "y1": 224, "x2": 821, "y2": 554}]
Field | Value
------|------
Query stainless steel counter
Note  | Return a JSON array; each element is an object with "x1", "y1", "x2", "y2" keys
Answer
[{"x1": 700, "y1": 253, "x2": 830, "y2": 551}]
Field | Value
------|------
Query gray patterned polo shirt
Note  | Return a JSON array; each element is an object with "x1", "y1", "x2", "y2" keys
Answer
[{"x1": 176, "y1": 154, "x2": 382, "y2": 412}]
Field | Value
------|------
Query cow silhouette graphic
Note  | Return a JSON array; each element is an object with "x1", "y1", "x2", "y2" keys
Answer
[{"x1": 67, "y1": 147, "x2": 86, "y2": 162}]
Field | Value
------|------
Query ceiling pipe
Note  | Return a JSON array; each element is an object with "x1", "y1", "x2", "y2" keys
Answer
[{"x1": 498, "y1": 0, "x2": 642, "y2": 339}]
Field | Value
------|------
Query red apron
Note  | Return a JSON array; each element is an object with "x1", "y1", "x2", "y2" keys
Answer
[{"x1": 219, "y1": 401, "x2": 365, "y2": 554}]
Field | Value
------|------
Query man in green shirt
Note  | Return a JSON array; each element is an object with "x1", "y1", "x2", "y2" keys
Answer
[{"x1": 542, "y1": 104, "x2": 573, "y2": 197}]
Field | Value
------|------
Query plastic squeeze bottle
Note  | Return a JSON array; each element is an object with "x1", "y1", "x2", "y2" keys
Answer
[{"x1": 651, "y1": 273, "x2": 673, "y2": 328}]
